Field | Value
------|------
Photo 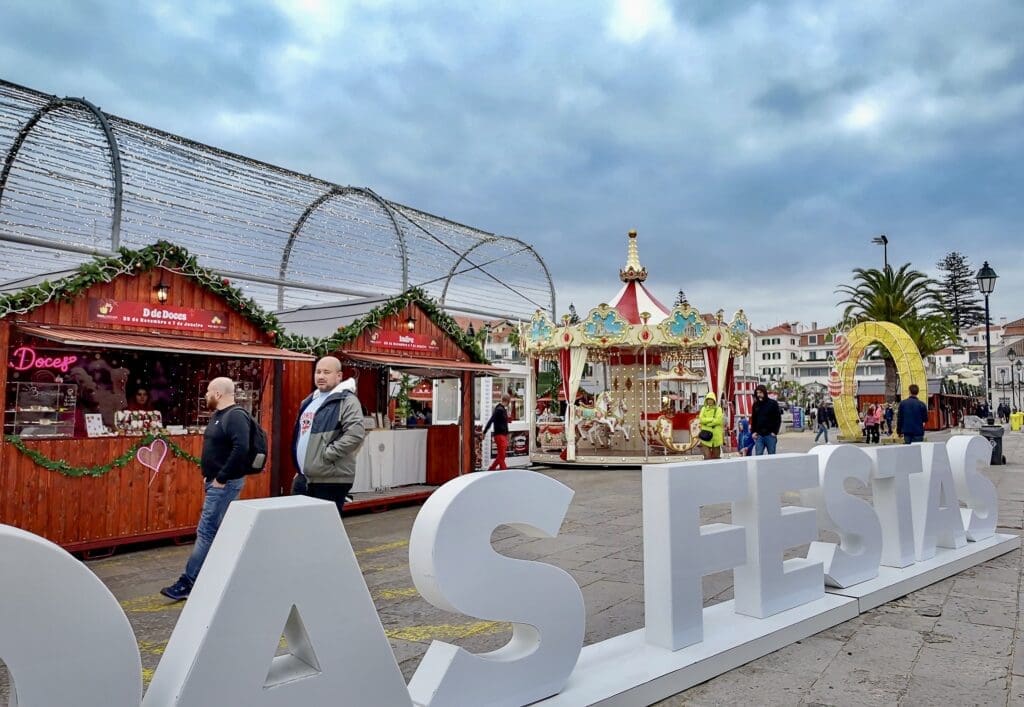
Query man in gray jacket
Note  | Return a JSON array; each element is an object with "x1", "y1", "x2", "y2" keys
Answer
[{"x1": 292, "y1": 356, "x2": 366, "y2": 516}]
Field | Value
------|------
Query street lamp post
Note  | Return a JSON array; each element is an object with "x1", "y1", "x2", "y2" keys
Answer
[
  {"x1": 1009, "y1": 349, "x2": 1018, "y2": 409},
  {"x1": 976, "y1": 261, "x2": 998, "y2": 420},
  {"x1": 1016, "y1": 359, "x2": 1023, "y2": 410},
  {"x1": 872, "y1": 234, "x2": 889, "y2": 271},
  {"x1": 1000, "y1": 369, "x2": 1008, "y2": 411}
]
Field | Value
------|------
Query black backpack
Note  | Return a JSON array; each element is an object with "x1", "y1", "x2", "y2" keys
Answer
[{"x1": 232, "y1": 407, "x2": 268, "y2": 474}]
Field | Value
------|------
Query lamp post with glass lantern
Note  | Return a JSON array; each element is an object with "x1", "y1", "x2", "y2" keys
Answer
[
  {"x1": 1009, "y1": 349, "x2": 1018, "y2": 409},
  {"x1": 1016, "y1": 359, "x2": 1023, "y2": 410},
  {"x1": 975, "y1": 261, "x2": 998, "y2": 419}
]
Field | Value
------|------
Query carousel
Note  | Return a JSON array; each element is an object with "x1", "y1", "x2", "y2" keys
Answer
[{"x1": 524, "y1": 230, "x2": 750, "y2": 465}]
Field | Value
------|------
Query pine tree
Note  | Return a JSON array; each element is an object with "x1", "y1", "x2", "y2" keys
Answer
[
  {"x1": 567, "y1": 303, "x2": 580, "y2": 324},
  {"x1": 936, "y1": 252, "x2": 985, "y2": 332},
  {"x1": 674, "y1": 289, "x2": 687, "y2": 307}
]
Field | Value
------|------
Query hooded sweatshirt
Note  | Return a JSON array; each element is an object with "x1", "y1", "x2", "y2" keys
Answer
[
  {"x1": 293, "y1": 378, "x2": 365, "y2": 484},
  {"x1": 699, "y1": 393, "x2": 724, "y2": 447}
]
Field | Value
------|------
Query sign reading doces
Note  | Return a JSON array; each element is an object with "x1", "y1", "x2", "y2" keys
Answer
[{"x1": 89, "y1": 299, "x2": 228, "y2": 333}]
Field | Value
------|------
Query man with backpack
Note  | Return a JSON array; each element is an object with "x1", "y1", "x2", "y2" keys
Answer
[
  {"x1": 292, "y1": 356, "x2": 366, "y2": 517},
  {"x1": 161, "y1": 377, "x2": 252, "y2": 601}
]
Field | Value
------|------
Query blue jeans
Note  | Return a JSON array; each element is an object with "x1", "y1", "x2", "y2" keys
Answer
[
  {"x1": 814, "y1": 423, "x2": 829, "y2": 443},
  {"x1": 903, "y1": 434, "x2": 925, "y2": 444},
  {"x1": 184, "y1": 477, "x2": 245, "y2": 584},
  {"x1": 754, "y1": 434, "x2": 777, "y2": 455}
]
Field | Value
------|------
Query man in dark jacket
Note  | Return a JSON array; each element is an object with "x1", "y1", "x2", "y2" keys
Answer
[
  {"x1": 897, "y1": 384, "x2": 928, "y2": 444},
  {"x1": 161, "y1": 377, "x2": 250, "y2": 601},
  {"x1": 293, "y1": 356, "x2": 366, "y2": 516},
  {"x1": 483, "y1": 394, "x2": 511, "y2": 470},
  {"x1": 750, "y1": 384, "x2": 782, "y2": 455}
]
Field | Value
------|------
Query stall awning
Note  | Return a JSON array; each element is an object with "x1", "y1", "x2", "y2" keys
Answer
[
  {"x1": 16, "y1": 325, "x2": 315, "y2": 361},
  {"x1": 342, "y1": 351, "x2": 506, "y2": 378}
]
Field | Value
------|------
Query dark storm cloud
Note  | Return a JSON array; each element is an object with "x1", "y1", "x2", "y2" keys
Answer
[{"x1": 1, "y1": 0, "x2": 1023, "y2": 326}]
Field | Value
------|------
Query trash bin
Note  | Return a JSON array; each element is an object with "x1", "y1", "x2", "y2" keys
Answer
[{"x1": 980, "y1": 425, "x2": 1006, "y2": 465}]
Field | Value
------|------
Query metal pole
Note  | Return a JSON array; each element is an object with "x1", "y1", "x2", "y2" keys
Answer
[
  {"x1": 985, "y1": 293, "x2": 993, "y2": 419},
  {"x1": 642, "y1": 347, "x2": 649, "y2": 461}
]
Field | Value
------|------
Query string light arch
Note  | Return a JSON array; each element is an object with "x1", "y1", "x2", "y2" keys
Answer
[{"x1": 0, "y1": 78, "x2": 555, "y2": 321}]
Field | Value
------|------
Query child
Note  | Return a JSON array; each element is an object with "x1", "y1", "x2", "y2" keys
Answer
[{"x1": 737, "y1": 417, "x2": 755, "y2": 456}]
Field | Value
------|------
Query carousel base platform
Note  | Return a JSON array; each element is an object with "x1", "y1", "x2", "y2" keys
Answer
[
  {"x1": 531, "y1": 450, "x2": 739, "y2": 468},
  {"x1": 345, "y1": 484, "x2": 438, "y2": 514}
]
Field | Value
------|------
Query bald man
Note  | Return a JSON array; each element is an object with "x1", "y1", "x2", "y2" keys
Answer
[
  {"x1": 292, "y1": 357, "x2": 365, "y2": 516},
  {"x1": 161, "y1": 376, "x2": 251, "y2": 601}
]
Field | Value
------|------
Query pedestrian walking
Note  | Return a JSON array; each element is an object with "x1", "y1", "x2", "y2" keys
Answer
[
  {"x1": 161, "y1": 377, "x2": 250, "y2": 601},
  {"x1": 484, "y1": 394, "x2": 511, "y2": 470},
  {"x1": 292, "y1": 356, "x2": 366, "y2": 516},
  {"x1": 897, "y1": 383, "x2": 929, "y2": 444},
  {"x1": 698, "y1": 392, "x2": 724, "y2": 459},
  {"x1": 814, "y1": 403, "x2": 829, "y2": 443},
  {"x1": 883, "y1": 403, "x2": 895, "y2": 435},
  {"x1": 750, "y1": 384, "x2": 781, "y2": 455}
]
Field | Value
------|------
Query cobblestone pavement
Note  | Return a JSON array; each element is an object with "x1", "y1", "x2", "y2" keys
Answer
[{"x1": 2, "y1": 429, "x2": 1023, "y2": 705}]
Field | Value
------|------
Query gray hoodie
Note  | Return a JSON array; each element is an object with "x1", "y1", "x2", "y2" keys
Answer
[{"x1": 293, "y1": 378, "x2": 366, "y2": 485}]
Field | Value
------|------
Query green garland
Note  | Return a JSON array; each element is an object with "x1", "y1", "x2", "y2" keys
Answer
[
  {"x1": 4, "y1": 433, "x2": 200, "y2": 478},
  {"x1": 0, "y1": 240, "x2": 289, "y2": 342},
  {"x1": 289, "y1": 286, "x2": 488, "y2": 362}
]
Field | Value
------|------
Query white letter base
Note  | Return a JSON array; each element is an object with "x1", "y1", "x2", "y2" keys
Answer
[
  {"x1": 538, "y1": 594, "x2": 856, "y2": 706},
  {"x1": 826, "y1": 532, "x2": 1019, "y2": 611}
]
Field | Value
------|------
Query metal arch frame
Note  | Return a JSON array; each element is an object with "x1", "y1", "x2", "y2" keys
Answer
[
  {"x1": 0, "y1": 95, "x2": 124, "y2": 249},
  {"x1": 277, "y1": 186, "x2": 409, "y2": 309},
  {"x1": 440, "y1": 235, "x2": 557, "y2": 317}
]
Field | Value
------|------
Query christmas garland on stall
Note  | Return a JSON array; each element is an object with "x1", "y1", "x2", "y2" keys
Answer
[
  {"x1": 4, "y1": 433, "x2": 200, "y2": 478},
  {"x1": 0, "y1": 240, "x2": 290, "y2": 343},
  {"x1": 292, "y1": 286, "x2": 488, "y2": 362}
]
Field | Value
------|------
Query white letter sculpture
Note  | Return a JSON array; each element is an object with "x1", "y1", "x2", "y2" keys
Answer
[
  {"x1": 407, "y1": 470, "x2": 585, "y2": 707},
  {"x1": 733, "y1": 454, "x2": 824, "y2": 619},
  {"x1": 947, "y1": 435, "x2": 999, "y2": 541},
  {"x1": 863, "y1": 446, "x2": 922, "y2": 568},
  {"x1": 143, "y1": 496, "x2": 411, "y2": 707},
  {"x1": 643, "y1": 459, "x2": 748, "y2": 650},
  {"x1": 0, "y1": 524, "x2": 142, "y2": 707},
  {"x1": 911, "y1": 443, "x2": 967, "y2": 560},
  {"x1": 802, "y1": 445, "x2": 883, "y2": 587}
]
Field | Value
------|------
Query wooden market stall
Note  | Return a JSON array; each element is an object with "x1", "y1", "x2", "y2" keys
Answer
[
  {"x1": 276, "y1": 289, "x2": 504, "y2": 512},
  {"x1": 0, "y1": 243, "x2": 313, "y2": 553}
]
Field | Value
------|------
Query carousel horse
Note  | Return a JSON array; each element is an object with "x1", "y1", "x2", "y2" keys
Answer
[
  {"x1": 646, "y1": 415, "x2": 701, "y2": 454},
  {"x1": 574, "y1": 391, "x2": 630, "y2": 448}
]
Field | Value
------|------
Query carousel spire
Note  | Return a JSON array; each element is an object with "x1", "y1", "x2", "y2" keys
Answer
[{"x1": 619, "y1": 229, "x2": 648, "y2": 283}]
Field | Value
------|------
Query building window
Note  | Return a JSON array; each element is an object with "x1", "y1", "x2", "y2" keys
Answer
[{"x1": 809, "y1": 335, "x2": 817, "y2": 344}]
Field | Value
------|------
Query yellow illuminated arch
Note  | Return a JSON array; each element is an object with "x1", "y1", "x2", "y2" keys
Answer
[{"x1": 831, "y1": 321, "x2": 928, "y2": 440}]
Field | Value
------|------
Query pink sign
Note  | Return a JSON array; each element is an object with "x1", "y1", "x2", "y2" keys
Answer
[
  {"x1": 7, "y1": 346, "x2": 78, "y2": 373},
  {"x1": 89, "y1": 298, "x2": 228, "y2": 332},
  {"x1": 137, "y1": 438, "x2": 168, "y2": 487}
]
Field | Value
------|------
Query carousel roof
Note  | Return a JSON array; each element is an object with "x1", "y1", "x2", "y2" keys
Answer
[
  {"x1": 521, "y1": 230, "x2": 750, "y2": 354},
  {"x1": 607, "y1": 230, "x2": 671, "y2": 325}
]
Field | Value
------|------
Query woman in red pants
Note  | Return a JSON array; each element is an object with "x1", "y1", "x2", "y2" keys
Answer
[{"x1": 484, "y1": 394, "x2": 511, "y2": 470}]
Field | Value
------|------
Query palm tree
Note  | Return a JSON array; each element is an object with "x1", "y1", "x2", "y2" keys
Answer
[{"x1": 836, "y1": 264, "x2": 956, "y2": 399}]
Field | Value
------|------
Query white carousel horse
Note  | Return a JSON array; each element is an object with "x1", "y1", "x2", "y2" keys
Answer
[{"x1": 574, "y1": 392, "x2": 630, "y2": 448}]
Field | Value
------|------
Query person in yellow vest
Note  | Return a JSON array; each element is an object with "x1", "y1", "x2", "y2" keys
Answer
[
  {"x1": 1011, "y1": 409, "x2": 1023, "y2": 432},
  {"x1": 698, "y1": 392, "x2": 724, "y2": 459}
]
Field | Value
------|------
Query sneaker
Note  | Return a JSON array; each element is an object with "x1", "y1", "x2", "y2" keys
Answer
[
  {"x1": 345, "y1": 494, "x2": 354, "y2": 503},
  {"x1": 160, "y1": 578, "x2": 192, "y2": 601}
]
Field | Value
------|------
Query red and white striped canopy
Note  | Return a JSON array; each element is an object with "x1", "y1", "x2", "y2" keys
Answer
[{"x1": 608, "y1": 281, "x2": 671, "y2": 325}]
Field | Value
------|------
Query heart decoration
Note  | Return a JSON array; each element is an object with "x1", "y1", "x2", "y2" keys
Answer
[{"x1": 137, "y1": 438, "x2": 168, "y2": 486}]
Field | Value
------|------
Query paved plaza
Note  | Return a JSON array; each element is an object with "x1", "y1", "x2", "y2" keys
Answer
[{"x1": 3, "y1": 430, "x2": 1024, "y2": 705}]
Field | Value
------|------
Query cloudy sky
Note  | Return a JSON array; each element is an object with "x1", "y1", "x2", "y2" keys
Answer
[{"x1": 2, "y1": 0, "x2": 1023, "y2": 328}]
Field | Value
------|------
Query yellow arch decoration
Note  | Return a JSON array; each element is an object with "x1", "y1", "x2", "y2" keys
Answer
[{"x1": 830, "y1": 321, "x2": 928, "y2": 441}]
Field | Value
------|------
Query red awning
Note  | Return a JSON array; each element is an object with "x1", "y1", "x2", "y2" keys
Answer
[
  {"x1": 16, "y1": 324, "x2": 314, "y2": 361},
  {"x1": 342, "y1": 351, "x2": 506, "y2": 377}
]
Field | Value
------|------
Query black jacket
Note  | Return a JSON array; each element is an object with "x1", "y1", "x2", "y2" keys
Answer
[
  {"x1": 484, "y1": 403, "x2": 509, "y2": 435},
  {"x1": 751, "y1": 397, "x2": 782, "y2": 436},
  {"x1": 201, "y1": 405, "x2": 250, "y2": 483}
]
